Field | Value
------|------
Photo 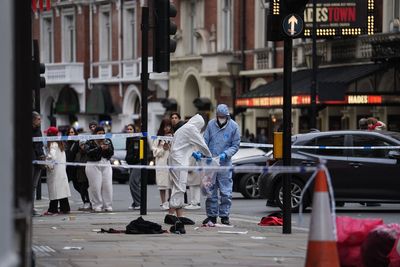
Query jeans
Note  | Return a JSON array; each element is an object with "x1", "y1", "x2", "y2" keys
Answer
[
  {"x1": 205, "y1": 170, "x2": 233, "y2": 218},
  {"x1": 129, "y1": 168, "x2": 141, "y2": 207}
]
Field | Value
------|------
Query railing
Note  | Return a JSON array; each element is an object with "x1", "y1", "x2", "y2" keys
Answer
[
  {"x1": 90, "y1": 58, "x2": 154, "y2": 82},
  {"x1": 299, "y1": 35, "x2": 378, "y2": 65},
  {"x1": 44, "y1": 63, "x2": 84, "y2": 84},
  {"x1": 254, "y1": 48, "x2": 271, "y2": 70}
]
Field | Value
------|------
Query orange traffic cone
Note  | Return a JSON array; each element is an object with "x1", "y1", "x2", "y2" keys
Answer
[{"x1": 305, "y1": 169, "x2": 340, "y2": 267}]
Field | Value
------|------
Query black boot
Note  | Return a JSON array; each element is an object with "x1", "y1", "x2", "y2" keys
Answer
[{"x1": 170, "y1": 221, "x2": 186, "y2": 234}]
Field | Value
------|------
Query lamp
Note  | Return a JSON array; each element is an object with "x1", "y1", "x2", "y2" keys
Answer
[{"x1": 226, "y1": 57, "x2": 242, "y2": 119}]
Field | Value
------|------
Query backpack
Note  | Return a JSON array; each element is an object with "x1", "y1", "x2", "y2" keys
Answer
[{"x1": 126, "y1": 216, "x2": 165, "y2": 234}]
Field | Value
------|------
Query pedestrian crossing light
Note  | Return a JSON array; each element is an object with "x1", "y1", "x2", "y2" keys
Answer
[{"x1": 153, "y1": 0, "x2": 177, "y2": 73}]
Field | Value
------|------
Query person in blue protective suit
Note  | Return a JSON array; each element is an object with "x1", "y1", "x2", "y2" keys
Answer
[
  {"x1": 202, "y1": 104, "x2": 240, "y2": 225},
  {"x1": 164, "y1": 114, "x2": 211, "y2": 233}
]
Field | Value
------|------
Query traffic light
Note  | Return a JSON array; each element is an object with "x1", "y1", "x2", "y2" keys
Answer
[
  {"x1": 153, "y1": 0, "x2": 177, "y2": 73},
  {"x1": 32, "y1": 40, "x2": 46, "y2": 90},
  {"x1": 266, "y1": 0, "x2": 309, "y2": 41}
]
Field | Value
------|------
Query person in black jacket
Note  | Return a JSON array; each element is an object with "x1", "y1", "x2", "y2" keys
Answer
[
  {"x1": 125, "y1": 124, "x2": 141, "y2": 210},
  {"x1": 65, "y1": 127, "x2": 91, "y2": 210},
  {"x1": 32, "y1": 111, "x2": 45, "y2": 216},
  {"x1": 84, "y1": 126, "x2": 114, "y2": 212}
]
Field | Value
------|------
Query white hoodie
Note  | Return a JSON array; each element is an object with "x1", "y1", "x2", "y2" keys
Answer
[{"x1": 168, "y1": 114, "x2": 211, "y2": 167}]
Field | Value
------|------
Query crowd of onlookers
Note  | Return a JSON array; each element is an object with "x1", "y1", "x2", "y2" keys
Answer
[{"x1": 32, "y1": 110, "x2": 388, "y2": 222}]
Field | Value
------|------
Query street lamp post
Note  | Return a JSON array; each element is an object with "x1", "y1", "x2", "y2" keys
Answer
[{"x1": 227, "y1": 57, "x2": 242, "y2": 120}]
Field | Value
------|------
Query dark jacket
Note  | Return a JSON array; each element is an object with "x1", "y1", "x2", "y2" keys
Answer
[
  {"x1": 75, "y1": 147, "x2": 89, "y2": 183},
  {"x1": 32, "y1": 126, "x2": 45, "y2": 160},
  {"x1": 172, "y1": 120, "x2": 185, "y2": 133},
  {"x1": 65, "y1": 140, "x2": 79, "y2": 180},
  {"x1": 85, "y1": 139, "x2": 114, "y2": 161},
  {"x1": 125, "y1": 137, "x2": 140, "y2": 165}
]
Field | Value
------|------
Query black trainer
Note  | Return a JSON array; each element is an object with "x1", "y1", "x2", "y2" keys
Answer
[
  {"x1": 170, "y1": 221, "x2": 186, "y2": 234},
  {"x1": 202, "y1": 217, "x2": 217, "y2": 225},
  {"x1": 178, "y1": 216, "x2": 195, "y2": 225},
  {"x1": 220, "y1": 217, "x2": 230, "y2": 225},
  {"x1": 164, "y1": 214, "x2": 179, "y2": 225}
]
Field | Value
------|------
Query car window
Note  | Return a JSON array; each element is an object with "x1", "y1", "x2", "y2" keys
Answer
[
  {"x1": 111, "y1": 137, "x2": 126, "y2": 150},
  {"x1": 352, "y1": 135, "x2": 393, "y2": 158},
  {"x1": 302, "y1": 135, "x2": 345, "y2": 156}
]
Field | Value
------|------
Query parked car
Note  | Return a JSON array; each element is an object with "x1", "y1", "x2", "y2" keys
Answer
[
  {"x1": 231, "y1": 147, "x2": 272, "y2": 199},
  {"x1": 258, "y1": 130, "x2": 400, "y2": 212},
  {"x1": 110, "y1": 136, "x2": 155, "y2": 184}
]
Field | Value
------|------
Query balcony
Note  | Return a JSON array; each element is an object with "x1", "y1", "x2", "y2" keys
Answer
[
  {"x1": 89, "y1": 58, "x2": 166, "y2": 84},
  {"x1": 298, "y1": 35, "x2": 381, "y2": 66},
  {"x1": 45, "y1": 63, "x2": 84, "y2": 85}
]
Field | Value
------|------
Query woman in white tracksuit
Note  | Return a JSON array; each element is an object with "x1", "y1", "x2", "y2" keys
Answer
[
  {"x1": 167, "y1": 114, "x2": 211, "y2": 219},
  {"x1": 84, "y1": 126, "x2": 114, "y2": 212}
]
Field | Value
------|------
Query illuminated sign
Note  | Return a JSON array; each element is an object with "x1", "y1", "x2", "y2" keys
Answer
[
  {"x1": 236, "y1": 94, "x2": 385, "y2": 108},
  {"x1": 302, "y1": 0, "x2": 375, "y2": 37}
]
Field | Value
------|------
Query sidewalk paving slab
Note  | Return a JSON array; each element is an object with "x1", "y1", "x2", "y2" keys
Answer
[{"x1": 33, "y1": 206, "x2": 308, "y2": 267}]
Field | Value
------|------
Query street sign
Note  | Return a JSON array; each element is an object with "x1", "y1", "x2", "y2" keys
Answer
[{"x1": 282, "y1": 14, "x2": 304, "y2": 37}]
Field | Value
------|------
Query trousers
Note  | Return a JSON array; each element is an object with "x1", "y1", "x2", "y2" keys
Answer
[
  {"x1": 85, "y1": 158, "x2": 113, "y2": 211},
  {"x1": 205, "y1": 170, "x2": 233, "y2": 218},
  {"x1": 129, "y1": 168, "x2": 141, "y2": 207}
]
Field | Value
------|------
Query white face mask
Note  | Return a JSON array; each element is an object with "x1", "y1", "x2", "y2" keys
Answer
[{"x1": 218, "y1": 118, "x2": 227, "y2": 125}]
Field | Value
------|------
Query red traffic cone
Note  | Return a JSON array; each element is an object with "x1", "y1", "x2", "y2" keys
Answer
[{"x1": 305, "y1": 169, "x2": 340, "y2": 267}]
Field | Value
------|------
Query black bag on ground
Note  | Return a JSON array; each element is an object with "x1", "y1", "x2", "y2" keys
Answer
[{"x1": 126, "y1": 216, "x2": 164, "y2": 234}]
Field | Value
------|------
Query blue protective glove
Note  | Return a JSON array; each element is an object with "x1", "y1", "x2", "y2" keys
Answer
[
  {"x1": 191, "y1": 151, "x2": 202, "y2": 161},
  {"x1": 219, "y1": 152, "x2": 227, "y2": 161},
  {"x1": 206, "y1": 157, "x2": 213, "y2": 165}
]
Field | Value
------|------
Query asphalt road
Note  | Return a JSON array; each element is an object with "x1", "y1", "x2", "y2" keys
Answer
[{"x1": 38, "y1": 182, "x2": 400, "y2": 228}]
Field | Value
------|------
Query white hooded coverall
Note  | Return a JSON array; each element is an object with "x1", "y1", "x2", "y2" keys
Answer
[{"x1": 168, "y1": 114, "x2": 211, "y2": 209}]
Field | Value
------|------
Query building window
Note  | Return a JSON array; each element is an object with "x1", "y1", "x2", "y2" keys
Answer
[
  {"x1": 189, "y1": 0, "x2": 197, "y2": 54},
  {"x1": 100, "y1": 9, "x2": 112, "y2": 61},
  {"x1": 40, "y1": 15, "x2": 53, "y2": 63},
  {"x1": 394, "y1": 0, "x2": 400, "y2": 18},
  {"x1": 62, "y1": 10, "x2": 76, "y2": 62},
  {"x1": 218, "y1": 0, "x2": 233, "y2": 51},
  {"x1": 123, "y1": 4, "x2": 137, "y2": 59}
]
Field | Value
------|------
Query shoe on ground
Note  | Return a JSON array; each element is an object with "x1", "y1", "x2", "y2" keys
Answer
[
  {"x1": 170, "y1": 221, "x2": 186, "y2": 234},
  {"x1": 184, "y1": 204, "x2": 201, "y2": 210},
  {"x1": 43, "y1": 211, "x2": 58, "y2": 216},
  {"x1": 164, "y1": 214, "x2": 179, "y2": 225},
  {"x1": 32, "y1": 209, "x2": 42, "y2": 217},
  {"x1": 104, "y1": 208, "x2": 113, "y2": 212},
  {"x1": 178, "y1": 216, "x2": 195, "y2": 225},
  {"x1": 220, "y1": 217, "x2": 230, "y2": 225},
  {"x1": 202, "y1": 216, "x2": 217, "y2": 225},
  {"x1": 129, "y1": 205, "x2": 140, "y2": 210}
]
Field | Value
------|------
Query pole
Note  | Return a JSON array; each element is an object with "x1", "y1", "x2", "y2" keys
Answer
[
  {"x1": 140, "y1": 3, "x2": 149, "y2": 215},
  {"x1": 33, "y1": 40, "x2": 42, "y2": 201},
  {"x1": 282, "y1": 38, "x2": 292, "y2": 234},
  {"x1": 232, "y1": 78, "x2": 236, "y2": 120},
  {"x1": 310, "y1": 0, "x2": 317, "y2": 129}
]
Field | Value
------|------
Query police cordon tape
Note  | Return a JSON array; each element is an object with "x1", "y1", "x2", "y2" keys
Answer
[
  {"x1": 33, "y1": 133, "x2": 400, "y2": 150},
  {"x1": 32, "y1": 160, "x2": 317, "y2": 174}
]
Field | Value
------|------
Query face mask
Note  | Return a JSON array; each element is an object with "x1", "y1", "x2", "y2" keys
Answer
[{"x1": 218, "y1": 118, "x2": 227, "y2": 125}]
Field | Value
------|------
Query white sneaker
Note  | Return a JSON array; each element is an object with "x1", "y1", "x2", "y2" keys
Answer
[
  {"x1": 184, "y1": 204, "x2": 201, "y2": 210},
  {"x1": 83, "y1": 203, "x2": 91, "y2": 210},
  {"x1": 161, "y1": 202, "x2": 169, "y2": 210}
]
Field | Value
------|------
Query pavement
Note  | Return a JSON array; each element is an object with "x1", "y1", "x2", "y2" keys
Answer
[{"x1": 32, "y1": 198, "x2": 309, "y2": 267}]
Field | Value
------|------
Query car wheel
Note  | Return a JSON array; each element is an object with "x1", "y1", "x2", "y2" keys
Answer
[
  {"x1": 239, "y1": 173, "x2": 260, "y2": 199},
  {"x1": 273, "y1": 178, "x2": 309, "y2": 213},
  {"x1": 335, "y1": 201, "x2": 345, "y2": 207}
]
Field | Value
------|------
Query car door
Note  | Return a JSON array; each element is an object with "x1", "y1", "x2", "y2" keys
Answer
[
  {"x1": 347, "y1": 134, "x2": 400, "y2": 200},
  {"x1": 297, "y1": 134, "x2": 350, "y2": 197}
]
